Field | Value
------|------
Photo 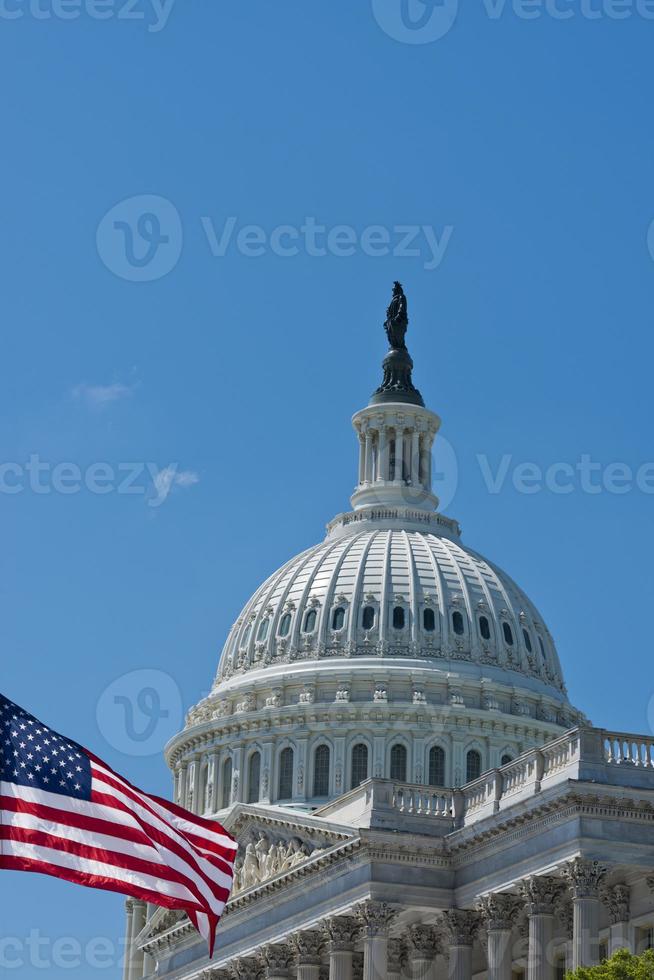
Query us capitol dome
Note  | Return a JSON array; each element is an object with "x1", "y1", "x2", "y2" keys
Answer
[{"x1": 166, "y1": 284, "x2": 584, "y2": 812}]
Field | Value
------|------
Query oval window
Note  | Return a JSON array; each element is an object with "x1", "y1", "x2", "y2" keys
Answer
[
  {"x1": 242, "y1": 624, "x2": 252, "y2": 647},
  {"x1": 362, "y1": 606, "x2": 375, "y2": 630},
  {"x1": 332, "y1": 607, "x2": 345, "y2": 630},
  {"x1": 256, "y1": 618, "x2": 270, "y2": 642},
  {"x1": 479, "y1": 616, "x2": 491, "y2": 640},
  {"x1": 503, "y1": 622, "x2": 514, "y2": 646},
  {"x1": 392, "y1": 606, "x2": 405, "y2": 630},
  {"x1": 423, "y1": 608, "x2": 435, "y2": 632},
  {"x1": 522, "y1": 628, "x2": 532, "y2": 652},
  {"x1": 279, "y1": 613, "x2": 292, "y2": 637},
  {"x1": 452, "y1": 611, "x2": 464, "y2": 635}
]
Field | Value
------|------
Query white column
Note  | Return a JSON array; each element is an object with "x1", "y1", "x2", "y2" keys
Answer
[
  {"x1": 408, "y1": 924, "x2": 439, "y2": 980},
  {"x1": 566, "y1": 859, "x2": 606, "y2": 970},
  {"x1": 209, "y1": 751, "x2": 220, "y2": 811},
  {"x1": 190, "y1": 757, "x2": 201, "y2": 814},
  {"x1": 178, "y1": 763, "x2": 188, "y2": 807},
  {"x1": 442, "y1": 911, "x2": 478, "y2": 980},
  {"x1": 358, "y1": 434, "x2": 366, "y2": 486},
  {"x1": 378, "y1": 426, "x2": 389, "y2": 482},
  {"x1": 324, "y1": 916, "x2": 358, "y2": 980},
  {"x1": 232, "y1": 747, "x2": 244, "y2": 803},
  {"x1": 424, "y1": 433, "x2": 433, "y2": 492},
  {"x1": 411, "y1": 429, "x2": 420, "y2": 486},
  {"x1": 261, "y1": 741, "x2": 274, "y2": 804},
  {"x1": 394, "y1": 426, "x2": 404, "y2": 484},
  {"x1": 520, "y1": 878, "x2": 560, "y2": 980},
  {"x1": 478, "y1": 895, "x2": 521, "y2": 980},
  {"x1": 364, "y1": 431, "x2": 373, "y2": 484},
  {"x1": 127, "y1": 900, "x2": 147, "y2": 980},
  {"x1": 356, "y1": 901, "x2": 395, "y2": 980},
  {"x1": 123, "y1": 901, "x2": 135, "y2": 980}
]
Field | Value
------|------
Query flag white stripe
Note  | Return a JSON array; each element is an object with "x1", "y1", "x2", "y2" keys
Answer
[{"x1": 2, "y1": 839, "x2": 200, "y2": 905}]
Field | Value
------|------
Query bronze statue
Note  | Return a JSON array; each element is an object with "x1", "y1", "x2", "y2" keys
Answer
[{"x1": 384, "y1": 281, "x2": 408, "y2": 350}]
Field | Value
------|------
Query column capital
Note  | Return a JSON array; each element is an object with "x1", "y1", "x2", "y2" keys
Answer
[
  {"x1": 354, "y1": 900, "x2": 397, "y2": 938},
  {"x1": 519, "y1": 876, "x2": 564, "y2": 915},
  {"x1": 387, "y1": 939, "x2": 407, "y2": 974},
  {"x1": 565, "y1": 859, "x2": 607, "y2": 899},
  {"x1": 230, "y1": 958, "x2": 264, "y2": 980},
  {"x1": 291, "y1": 930, "x2": 324, "y2": 966},
  {"x1": 477, "y1": 894, "x2": 522, "y2": 932},
  {"x1": 601, "y1": 883, "x2": 631, "y2": 925},
  {"x1": 441, "y1": 910, "x2": 481, "y2": 946},
  {"x1": 259, "y1": 944, "x2": 295, "y2": 979},
  {"x1": 323, "y1": 915, "x2": 359, "y2": 952},
  {"x1": 201, "y1": 970, "x2": 233, "y2": 980},
  {"x1": 407, "y1": 923, "x2": 441, "y2": 958}
]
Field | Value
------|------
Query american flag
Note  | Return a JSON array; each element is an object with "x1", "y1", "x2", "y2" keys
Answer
[{"x1": 0, "y1": 692, "x2": 237, "y2": 955}]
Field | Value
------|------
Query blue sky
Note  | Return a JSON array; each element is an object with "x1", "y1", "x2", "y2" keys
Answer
[{"x1": 1, "y1": 0, "x2": 654, "y2": 975}]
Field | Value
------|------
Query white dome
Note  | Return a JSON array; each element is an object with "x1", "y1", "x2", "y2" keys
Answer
[{"x1": 216, "y1": 510, "x2": 567, "y2": 703}]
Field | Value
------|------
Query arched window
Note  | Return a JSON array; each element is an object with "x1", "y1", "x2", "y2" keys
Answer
[
  {"x1": 313, "y1": 744, "x2": 330, "y2": 797},
  {"x1": 503, "y1": 622, "x2": 514, "y2": 646},
  {"x1": 303, "y1": 609, "x2": 317, "y2": 634},
  {"x1": 390, "y1": 744, "x2": 407, "y2": 782},
  {"x1": 221, "y1": 757, "x2": 233, "y2": 809},
  {"x1": 452, "y1": 611, "x2": 464, "y2": 635},
  {"x1": 466, "y1": 749, "x2": 482, "y2": 783},
  {"x1": 423, "y1": 608, "x2": 436, "y2": 632},
  {"x1": 393, "y1": 606, "x2": 405, "y2": 630},
  {"x1": 247, "y1": 752, "x2": 261, "y2": 804},
  {"x1": 332, "y1": 607, "x2": 345, "y2": 630},
  {"x1": 256, "y1": 618, "x2": 270, "y2": 642},
  {"x1": 479, "y1": 616, "x2": 491, "y2": 640},
  {"x1": 362, "y1": 606, "x2": 375, "y2": 630},
  {"x1": 242, "y1": 624, "x2": 252, "y2": 647},
  {"x1": 278, "y1": 613, "x2": 292, "y2": 637},
  {"x1": 523, "y1": 628, "x2": 532, "y2": 653},
  {"x1": 429, "y1": 745, "x2": 446, "y2": 786},
  {"x1": 278, "y1": 747, "x2": 294, "y2": 800},
  {"x1": 501, "y1": 754, "x2": 513, "y2": 767},
  {"x1": 351, "y1": 743, "x2": 368, "y2": 789}
]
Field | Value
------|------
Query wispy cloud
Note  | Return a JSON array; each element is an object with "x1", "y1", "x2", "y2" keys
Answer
[
  {"x1": 147, "y1": 464, "x2": 200, "y2": 508},
  {"x1": 72, "y1": 382, "x2": 135, "y2": 408}
]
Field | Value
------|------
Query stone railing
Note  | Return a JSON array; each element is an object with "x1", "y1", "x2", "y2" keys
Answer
[
  {"x1": 458, "y1": 727, "x2": 654, "y2": 828},
  {"x1": 392, "y1": 783, "x2": 453, "y2": 818},
  {"x1": 315, "y1": 777, "x2": 454, "y2": 832}
]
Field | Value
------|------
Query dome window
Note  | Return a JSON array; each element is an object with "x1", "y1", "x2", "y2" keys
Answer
[
  {"x1": 351, "y1": 743, "x2": 368, "y2": 789},
  {"x1": 303, "y1": 610, "x2": 317, "y2": 634},
  {"x1": 247, "y1": 752, "x2": 261, "y2": 804},
  {"x1": 390, "y1": 743, "x2": 407, "y2": 782},
  {"x1": 452, "y1": 611, "x2": 465, "y2": 635},
  {"x1": 479, "y1": 616, "x2": 491, "y2": 640},
  {"x1": 362, "y1": 605, "x2": 375, "y2": 630},
  {"x1": 242, "y1": 624, "x2": 252, "y2": 647},
  {"x1": 221, "y1": 758, "x2": 233, "y2": 809},
  {"x1": 313, "y1": 744, "x2": 330, "y2": 797},
  {"x1": 523, "y1": 628, "x2": 532, "y2": 653},
  {"x1": 502, "y1": 622, "x2": 514, "y2": 646},
  {"x1": 332, "y1": 606, "x2": 346, "y2": 631},
  {"x1": 501, "y1": 754, "x2": 513, "y2": 766},
  {"x1": 393, "y1": 606, "x2": 405, "y2": 630},
  {"x1": 538, "y1": 635, "x2": 546, "y2": 658},
  {"x1": 278, "y1": 747, "x2": 294, "y2": 800},
  {"x1": 423, "y1": 608, "x2": 436, "y2": 632},
  {"x1": 429, "y1": 745, "x2": 445, "y2": 786},
  {"x1": 278, "y1": 613, "x2": 292, "y2": 637},
  {"x1": 466, "y1": 749, "x2": 482, "y2": 783},
  {"x1": 256, "y1": 618, "x2": 270, "y2": 642}
]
